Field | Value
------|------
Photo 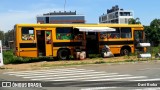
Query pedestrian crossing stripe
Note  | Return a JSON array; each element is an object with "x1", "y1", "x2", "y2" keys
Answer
[
  {"x1": 131, "y1": 78, "x2": 160, "y2": 81},
  {"x1": 23, "y1": 73, "x2": 118, "y2": 78},
  {"x1": 3, "y1": 68, "x2": 148, "y2": 82},
  {"x1": 31, "y1": 74, "x2": 133, "y2": 81},
  {"x1": 7, "y1": 70, "x2": 108, "y2": 76},
  {"x1": 4, "y1": 68, "x2": 96, "y2": 75}
]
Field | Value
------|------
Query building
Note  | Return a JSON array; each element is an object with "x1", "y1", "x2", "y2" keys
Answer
[
  {"x1": 99, "y1": 5, "x2": 134, "y2": 24},
  {"x1": 37, "y1": 11, "x2": 85, "y2": 24}
]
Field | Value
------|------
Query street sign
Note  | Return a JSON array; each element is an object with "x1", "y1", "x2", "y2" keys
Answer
[{"x1": 0, "y1": 40, "x2": 4, "y2": 66}]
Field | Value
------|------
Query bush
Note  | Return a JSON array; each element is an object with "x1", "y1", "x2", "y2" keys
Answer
[
  {"x1": 125, "y1": 59, "x2": 135, "y2": 62},
  {"x1": 3, "y1": 50, "x2": 22, "y2": 64},
  {"x1": 88, "y1": 54, "x2": 101, "y2": 59},
  {"x1": 151, "y1": 46, "x2": 160, "y2": 54},
  {"x1": 3, "y1": 50, "x2": 54, "y2": 64}
]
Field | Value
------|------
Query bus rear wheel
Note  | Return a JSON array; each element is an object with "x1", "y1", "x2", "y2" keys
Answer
[
  {"x1": 57, "y1": 49, "x2": 70, "y2": 60},
  {"x1": 120, "y1": 48, "x2": 129, "y2": 56}
]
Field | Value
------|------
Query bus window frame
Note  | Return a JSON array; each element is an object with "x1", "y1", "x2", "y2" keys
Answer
[
  {"x1": 21, "y1": 27, "x2": 35, "y2": 41},
  {"x1": 100, "y1": 27, "x2": 120, "y2": 39},
  {"x1": 73, "y1": 28, "x2": 84, "y2": 40},
  {"x1": 56, "y1": 27, "x2": 74, "y2": 40},
  {"x1": 134, "y1": 30, "x2": 144, "y2": 43},
  {"x1": 120, "y1": 27, "x2": 132, "y2": 39}
]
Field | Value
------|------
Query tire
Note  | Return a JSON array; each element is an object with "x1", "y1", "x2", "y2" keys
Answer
[
  {"x1": 120, "y1": 48, "x2": 129, "y2": 56},
  {"x1": 57, "y1": 49, "x2": 70, "y2": 60}
]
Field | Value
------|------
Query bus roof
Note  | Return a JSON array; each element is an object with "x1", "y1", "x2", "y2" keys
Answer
[{"x1": 15, "y1": 23, "x2": 144, "y2": 28}]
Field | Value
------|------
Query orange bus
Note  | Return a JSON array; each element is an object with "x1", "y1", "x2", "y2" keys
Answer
[{"x1": 14, "y1": 24, "x2": 144, "y2": 59}]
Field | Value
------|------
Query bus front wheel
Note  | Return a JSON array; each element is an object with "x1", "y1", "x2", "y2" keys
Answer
[
  {"x1": 57, "y1": 49, "x2": 70, "y2": 60},
  {"x1": 120, "y1": 48, "x2": 129, "y2": 56}
]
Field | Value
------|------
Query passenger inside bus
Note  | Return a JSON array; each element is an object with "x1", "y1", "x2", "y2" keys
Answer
[
  {"x1": 27, "y1": 35, "x2": 34, "y2": 40},
  {"x1": 100, "y1": 33, "x2": 120, "y2": 39},
  {"x1": 46, "y1": 33, "x2": 51, "y2": 44},
  {"x1": 22, "y1": 34, "x2": 28, "y2": 40},
  {"x1": 74, "y1": 34, "x2": 83, "y2": 40},
  {"x1": 56, "y1": 33, "x2": 73, "y2": 40},
  {"x1": 22, "y1": 34, "x2": 34, "y2": 40}
]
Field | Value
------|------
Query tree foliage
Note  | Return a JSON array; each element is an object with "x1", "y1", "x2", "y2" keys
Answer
[
  {"x1": 0, "y1": 30, "x2": 5, "y2": 45},
  {"x1": 4, "y1": 29, "x2": 14, "y2": 46},
  {"x1": 0, "y1": 29, "x2": 14, "y2": 46},
  {"x1": 144, "y1": 19, "x2": 160, "y2": 46},
  {"x1": 129, "y1": 18, "x2": 141, "y2": 24}
]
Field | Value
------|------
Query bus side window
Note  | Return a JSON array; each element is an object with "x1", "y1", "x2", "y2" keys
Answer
[
  {"x1": 56, "y1": 27, "x2": 73, "y2": 40},
  {"x1": 74, "y1": 28, "x2": 83, "y2": 40},
  {"x1": 107, "y1": 28, "x2": 120, "y2": 39},
  {"x1": 100, "y1": 32, "x2": 107, "y2": 39},
  {"x1": 121, "y1": 27, "x2": 131, "y2": 38},
  {"x1": 21, "y1": 27, "x2": 34, "y2": 40}
]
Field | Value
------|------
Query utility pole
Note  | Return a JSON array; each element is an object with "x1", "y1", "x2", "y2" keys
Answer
[{"x1": 64, "y1": 0, "x2": 66, "y2": 11}]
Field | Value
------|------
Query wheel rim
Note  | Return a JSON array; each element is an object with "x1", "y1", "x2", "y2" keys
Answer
[
  {"x1": 121, "y1": 49, "x2": 129, "y2": 56},
  {"x1": 123, "y1": 49, "x2": 129, "y2": 55},
  {"x1": 61, "y1": 50, "x2": 68, "y2": 58},
  {"x1": 58, "y1": 49, "x2": 69, "y2": 60}
]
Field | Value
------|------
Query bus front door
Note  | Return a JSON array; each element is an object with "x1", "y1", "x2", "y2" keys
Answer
[
  {"x1": 36, "y1": 30, "x2": 52, "y2": 57},
  {"x1": 45, "y1": 31, "x2": 53, "y2": 56},
  {"x1": 134, "y1": 30, "x2": 144, "y2": 51},
  {"x1": 86, "y1": 32, "x2": 99, "y2": 54}
]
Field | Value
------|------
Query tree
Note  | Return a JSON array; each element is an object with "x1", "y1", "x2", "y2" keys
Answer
[
  {"x1": 0, "y1": 30, "x2": 5, "y2": 45},
  {"x1": 4, "y1": 29, "x2": 14, "y2": 47},
  {"x1": 129, "y1": 18, "x2": 141, "y2": 24},
  {"x1": 144, "y1": 19, "x2": 160, "y2": 46},
  {"x1": 150, "y1": 19, "x2": 160, "y2": 28}
]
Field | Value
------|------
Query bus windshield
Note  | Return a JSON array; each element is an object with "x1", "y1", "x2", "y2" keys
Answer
[{"x1": 134, "y1": 30, "x2": 144, "y2": 43}]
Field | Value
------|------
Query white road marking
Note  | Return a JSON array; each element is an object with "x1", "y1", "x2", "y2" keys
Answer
[
  {"x1": 80, "y1": 87, "x2": 118, "y2": 90},
  {"x1": 33, "y1": 74, "x2": 134, "y2": 81},
  {"x1": 86, "y1": 76, "x2": 147, "y2": 81},
  {"x1": 23, "y1": 73, "x2": 118, "y2": 78},
  {"x1": 129, "y1": 88, "x2": 160, "y2": 90},
  {"x1": 138, "y1": 68, "x2": 160, "y2": 71},
  {"x1": 3, "y1": 68, "x2": 75, "y2": 74},
  {"x1": 46, "y1": 76, "x2": 147, "y2": 81},
  {"x1": 11, "y1": 70, "x2": 107, "y2": 77},
  {"x1": 131, "y1": 78, "x2": 160, "y2": 81},
  {"x1": 4, "y1": 68, "x2": 149, "y2": 83},
  {"x1": 6, "y1": 68, "x2": 97, "y2": 75}
]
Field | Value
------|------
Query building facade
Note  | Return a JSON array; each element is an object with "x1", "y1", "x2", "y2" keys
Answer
[
  {"x1": 37, "y1": 11, "x2": 85, "y2": 24},
  {"x1": 99, "y1": 5, "x2": 134, "y2": 24}
]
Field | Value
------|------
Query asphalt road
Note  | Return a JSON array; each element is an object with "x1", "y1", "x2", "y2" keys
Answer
[{"x1": 0, "y1": 60, "x2": 160, "y2": 90}]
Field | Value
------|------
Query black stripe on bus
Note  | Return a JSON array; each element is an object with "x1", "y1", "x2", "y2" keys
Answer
[
  {"x1": 53, "y1": 42, "x2": 82, "y2": 47},
  {"x1": 20, "y1": 43, "x2": 37, "y2": 48},
  {"x1": 99, "y1": 41, "x2": 134, "y2": 45}
]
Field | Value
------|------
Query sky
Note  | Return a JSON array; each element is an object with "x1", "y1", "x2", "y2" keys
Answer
[{"x1": 0, "y1": 0, "x2": 160, "y2": 32}]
